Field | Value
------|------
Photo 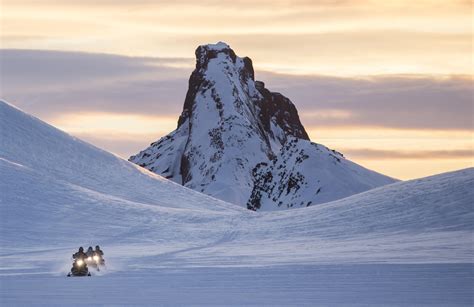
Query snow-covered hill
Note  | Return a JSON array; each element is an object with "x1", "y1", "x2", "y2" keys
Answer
[
  {"x1": 130, "y1": 42, "x2": 396, "y2": 210},
  {"x1": 0, "y1": 100, "x2": 245, "y2": 249},
  {"x1": 1, "y1": 99, "x2": 472, "y2": 260},
  {"x1": 1, "y1": 100, "x2": 472, "y2": 305}
]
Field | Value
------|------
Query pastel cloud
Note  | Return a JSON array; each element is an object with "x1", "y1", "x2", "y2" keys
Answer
[
  {"x1": 261, "y1": 72, "x2": 473, "y2": 130},
  {"x1": 0, "y1": 49, "x2": 472, "y2": 179},
  {"x1": 2, "y1": 0, "x2": 471, "y2": 76},
  {"x1": 342, "y1": 148, "x2": 473, "y2": 160},
  {"x1": 0, "y1": 49, "x2": 191, "y2": 120},
  {"x1": 2, "y1": 49, "x2": 472, "y2": 131}
]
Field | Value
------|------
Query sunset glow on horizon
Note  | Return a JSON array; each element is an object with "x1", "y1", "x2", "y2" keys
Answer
[
  {"x1": 2, "y1": 0, "x2": 472, "y2": 76},
  {"x1": 1, "y1": 0, "x2": 472, "y2": 180}
]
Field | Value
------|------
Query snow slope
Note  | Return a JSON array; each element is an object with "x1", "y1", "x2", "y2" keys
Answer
[
  {"x1": 130, "y1": 42, "x2": 396, "y2": 210},
  {"x1": 0, "y1": 100, "x2": 245, "y2": 250},
  {"x1": 1, "y1": 100, "x2": 473, "y2": 305}
]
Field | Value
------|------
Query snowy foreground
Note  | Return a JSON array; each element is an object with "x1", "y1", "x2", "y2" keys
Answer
[
  {"x1": 1, "y1": 101, "x2": 473, "y2": 306},
  {"x1": 2, "y1": 265, "x2": 472, "y2": 306}
]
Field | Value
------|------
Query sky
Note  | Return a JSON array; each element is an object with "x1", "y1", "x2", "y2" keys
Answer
[{"x1": 0, "y1": 0, "x2": 473, "y2": 180}]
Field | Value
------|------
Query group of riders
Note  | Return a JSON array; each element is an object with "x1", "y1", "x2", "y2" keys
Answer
[{"x1": 68, "y1": 245, "x2": 105, "y2": 276}]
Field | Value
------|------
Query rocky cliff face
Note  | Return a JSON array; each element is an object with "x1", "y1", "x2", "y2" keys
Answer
[
  {"x1": 130, "y1": 42, "x2": 396, "y2": 209},
  {"x1": 247, "y1": 137, "x2": 396, "y2": 211}
]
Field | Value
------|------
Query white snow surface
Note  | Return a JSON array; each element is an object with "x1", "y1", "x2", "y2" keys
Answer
[{"x1": 1, "y1": 100, "x2": 473, "y2": 305}]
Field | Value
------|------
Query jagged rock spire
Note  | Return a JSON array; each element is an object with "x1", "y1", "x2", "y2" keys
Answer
[{"x1": 130, "y1": 42, "x2": 394, "y2": 210}]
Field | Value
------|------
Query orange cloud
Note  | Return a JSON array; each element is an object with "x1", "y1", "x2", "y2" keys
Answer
[
  {"x1": 306, "y1": 127, "x2": 473, "y2": 152},
  {"x1": 340, "y1": 148, "x2": 473, "y2": 160},
  {"x1": 2, "y1": 0, "x2": 472, "y2": 76},
  {"x1": 355, "y1": 159, "x2": 473, "y2": 180},
  {"x1": 51, "y1": 112, "x2": 177, "y2": 138}
]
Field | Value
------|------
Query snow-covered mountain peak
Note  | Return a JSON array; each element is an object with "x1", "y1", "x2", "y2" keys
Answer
[
  {"x1": 195, "y1": 42, "x2": 240, "y2": 68},
  {"x1": 130, "y1": 43, "x2": 396, "y2": 209},
  {"x1": 204, "y1": 41, "x2": 231, "y2": 50},
  {"x1": 178, "y1": 42, "x2": 257, "y2": 127}
]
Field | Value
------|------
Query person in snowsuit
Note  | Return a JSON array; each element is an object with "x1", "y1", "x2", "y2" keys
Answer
[
  {"x1": 86, "y1": 246, "x2": 94, "y2": 258},
  {"x1": 94, "y1": 245, "x2": 105, "y2": 265},
  {"x1": 94, "y1": 245, "x2": 104, "y2": 257},
  {"x1": 70, "y1": 247, "x2": 89, "y2": 276},
  {"x1": 73, "y1": 247, "x2": 87, "y2": 260}
]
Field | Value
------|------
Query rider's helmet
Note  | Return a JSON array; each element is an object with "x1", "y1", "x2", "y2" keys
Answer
[
  {"x1": 95, "y1": 245, "x2": 100, "y2": 250},
  {"x1": 79, "y1": 246, "x2": 84, "y2": 252},
  {"x1": 87, "y1": 246, "x2": 93, "y2": 252}
]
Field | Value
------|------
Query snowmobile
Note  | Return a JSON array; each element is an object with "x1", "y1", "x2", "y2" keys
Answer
[
  {"x1": 85, "y1": 252, "x2": 105, "y2": 271},
  {"x1": 67, "y1": 258, "x2": 91, "y2": 277}
]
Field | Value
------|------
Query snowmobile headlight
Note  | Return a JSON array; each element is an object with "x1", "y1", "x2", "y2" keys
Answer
[
  {"x1": 93, "y1": 255, "x2": 99, "y2": 262},
  {"x1": 77, "y1": 259, "x2": 84, "y2": 266},
  {"x1": 87, "y1": 257, "x2": 92, "y2": 261}
]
